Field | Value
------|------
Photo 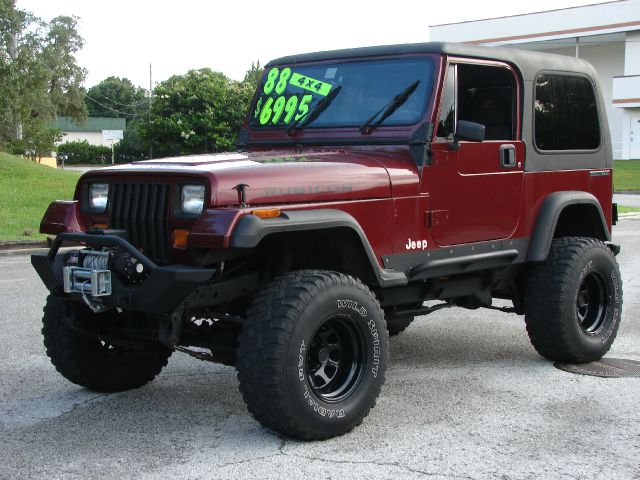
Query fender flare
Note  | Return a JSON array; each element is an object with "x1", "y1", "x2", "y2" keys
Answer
[
  {"x1": 526, "y1": 191, "x2": 610, "y2": 262},
  {"x1": 230, "y1": 209, "x2": 407, "y2": 287}
]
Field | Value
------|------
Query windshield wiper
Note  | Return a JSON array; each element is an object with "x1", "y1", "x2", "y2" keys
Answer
[
  {"x1": 359, "y1": 80, "x2": 421, "y2": 134},
  {"x1": 286, "y1": 85, "x2": 342, "y2": 136}
]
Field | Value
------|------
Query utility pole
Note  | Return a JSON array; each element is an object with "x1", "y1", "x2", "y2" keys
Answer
[
  {"x1": 149, "y1": 63, "x2": 153, "y2": 159},
  {"x1": 9, "y1": 0, "x2": 22, "y2": 140}
]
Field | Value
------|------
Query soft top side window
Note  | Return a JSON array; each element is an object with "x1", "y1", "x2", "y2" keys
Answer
[
  {"x1": 436, "y1": 62, "x2": 516, "y2": 141},
  {"x1": 534, "y1": 73, "x2": 600, "y2": 151}
]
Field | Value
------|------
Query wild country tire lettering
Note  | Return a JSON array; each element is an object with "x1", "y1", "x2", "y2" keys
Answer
[
  {"x1": 337, "y1": 299, "x2": 367, "y2": 317},
  {"x1": 603, "y1": 270, "x2": 621, "y2": 344}
]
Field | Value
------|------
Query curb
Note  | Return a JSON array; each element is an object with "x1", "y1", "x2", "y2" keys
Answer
[
  {"x1": 0, "y1": 247, "x2": 49, "y2": 257},
  {"x1": 0, "y1": 246, "x2": 79, "y2": 257},
  {"x1": 0, "y1": 240, "x2": 48, "y2": 251}
]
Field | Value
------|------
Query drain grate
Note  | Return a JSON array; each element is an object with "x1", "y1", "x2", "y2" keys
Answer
[{"x1": 555, "y1": 358, "x2": 640, "y2": 378}]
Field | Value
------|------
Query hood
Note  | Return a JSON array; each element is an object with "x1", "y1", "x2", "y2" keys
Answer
[{"x1": 97, "y1": 151, "x2": 392, "y2": 206}]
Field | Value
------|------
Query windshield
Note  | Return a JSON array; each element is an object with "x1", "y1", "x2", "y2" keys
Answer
[{"x1": 249, "y1": 57, "x2": 435, "y2": 130}]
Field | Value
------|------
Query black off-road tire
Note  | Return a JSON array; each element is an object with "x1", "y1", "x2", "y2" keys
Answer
[
  {"x1": 386, "y1": 315, "x2": 414, "y2": 336},
  {"x1": 524, "y1": 237, "x2": 622, "y2": 363},
  {"x1": 42, "y1": 295, "x2": 172, "y2": 392},
  {"x1": 236, "y1": 270, "x2": 388, "y2": 440}
]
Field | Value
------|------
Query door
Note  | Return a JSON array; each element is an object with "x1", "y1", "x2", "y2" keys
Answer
[
  {"x1": 631, "y1": 115, "x2": 640, "y2": 160},
  {"x1": 429, "y1": 62, "x2": 524, "y2": 246}
]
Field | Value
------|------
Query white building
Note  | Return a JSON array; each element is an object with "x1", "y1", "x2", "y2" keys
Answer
[
  {"x1": 430, "y1": 0, "x2": 640, "y2": 160},
  {"x1": 51, "y1": 116, "x2": 126, "y2": 147}
]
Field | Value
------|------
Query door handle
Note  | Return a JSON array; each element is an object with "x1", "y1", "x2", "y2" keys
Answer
[{"x1": 500, "y1": 144, "x2": 517, "y2": 168}]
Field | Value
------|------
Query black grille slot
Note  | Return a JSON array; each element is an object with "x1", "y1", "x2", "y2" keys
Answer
[{"x1": 109, "y1": 183, "x2": 171, "y2": 264}]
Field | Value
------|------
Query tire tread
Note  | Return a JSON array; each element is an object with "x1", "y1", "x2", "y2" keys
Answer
[
  {"x1": 42, "y1": 295, "x2": 171, "y2": 392},
  {"x1": 524, "y1": 237, "x2": 622, "y2": 362},
  {"x1": 236, "y1": 270, "x2": 387, "y2": 440}
]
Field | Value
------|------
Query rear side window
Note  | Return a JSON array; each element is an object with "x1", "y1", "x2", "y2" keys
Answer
[{"x1": 534, "y1": 74, "x2": 600, "y2": 151}]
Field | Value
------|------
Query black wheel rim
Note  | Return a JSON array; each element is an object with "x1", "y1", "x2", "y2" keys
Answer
[
  {"x1": 576, "y1": 271, "x2": 609, "y2": 334},
  {"x1": 306, "y1": 315, "x2": 366, "y2": 403}
]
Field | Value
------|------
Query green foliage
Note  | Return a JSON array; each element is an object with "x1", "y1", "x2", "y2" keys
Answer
[
  {"x1": 57, "y1": 140, "x2": 110, "y2": 165},
  {"x1": 44, "y1": 16, "x2": 86, "y2": 120},
  {"x1": 243, "y1": 60, "x2": 263, "y2": 91},
  {"x1": 613, "y1": 160, "x2": 640, "y2": 191},
  {"x1": 83, "y1": 76, "x2": 150, "y2": 162},
  {"x1": 0, "y1": 151, "x2": 81, "y2": 240},
  {"x1": 0, "y1": 1, "x2": 86, "y2": 149},
  {"x1": 22, "y1": 121, "x2": 62, "y2": 161},
  {"x1": 86, "y1": 76, "x2": 148, "y2": 118},
  {"x1": 136, "y1": 68, "x2": 254, "y2": 157},
  {"x1": 5, "y1": 122, "x2": 62, "y2": 161},
  {"x1": 113, "y1": 119, "x2": 148, "y2": 163}
]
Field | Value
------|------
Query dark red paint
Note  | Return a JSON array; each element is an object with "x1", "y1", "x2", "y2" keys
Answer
[{"x1": 39, "y1": 51, "x2": 612, "y2": 266}]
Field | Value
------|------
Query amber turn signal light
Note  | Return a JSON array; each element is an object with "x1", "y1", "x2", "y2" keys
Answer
[
  {"x1": 251, "y1": 208, "x2": 281, "y2": 219},
  {"x1": 92, "y1": 223, "x2": 108, "y2": 230},
  {"x1": 172, "y1": 229, "x2": 190, "y2": 249}
]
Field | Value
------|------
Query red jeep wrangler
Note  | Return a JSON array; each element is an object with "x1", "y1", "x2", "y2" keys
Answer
[{"x1": 33, "y1": 42, "x2": 622, "y2": 440}]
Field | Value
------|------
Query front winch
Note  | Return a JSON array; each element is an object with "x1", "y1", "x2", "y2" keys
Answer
[{"x1": 63, "y1": 250, "x2": 112, "y2": 297}]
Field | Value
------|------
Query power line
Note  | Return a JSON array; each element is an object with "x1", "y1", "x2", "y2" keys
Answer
[
  {"x1": 86, "y1": 93, "x2": 149, "y2": 109},
  {"x1": 83, "y1": 93, "x2": 140, "y2": 117}
]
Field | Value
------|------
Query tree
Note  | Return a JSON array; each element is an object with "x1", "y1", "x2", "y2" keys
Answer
[
  {"x1": 43, "y1": 16, "x2": 87, "y2": 120},
  {"x1": 85, "y1": 76, "x2": 147, "y2": 118},
  {"x1": 137, "y1": 68, "x2": 253, "y2": 157},
  {"x1": 0, "y1": 1, "x2": 86, "y2": 151},
  {"x1": 83, "y1": 76, "x2": 150, "y2": 163},
  {"x1": 243, "y1": 60, "x2": 263, "y2": 91},
  {"x1": 22, "y1": 120, "x2": 62, "y2": 161}
]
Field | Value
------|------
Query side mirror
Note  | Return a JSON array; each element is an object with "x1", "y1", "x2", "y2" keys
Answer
[
  {"x1": 449, "y1": 120, "x2": 485, "y2": 150},
  {"x1": 456, "y1": 120, "x2": 485, "y2": 142}
]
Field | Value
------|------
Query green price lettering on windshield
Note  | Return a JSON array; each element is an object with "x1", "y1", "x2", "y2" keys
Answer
[
  {"x1": 262, "y1": 67, "x2": 333, "y2": 97},
  {"x1": 263, "y1": 68, "x2": 279, "y2": 95},
  {"x1": 284, "y1": 96, "x2": 298, "y2": 123},
  {"x1": 257, "y1": 67, "x2": 333, "y2": 126},
  {"x1": 275, "y1": 68, "x2": 291, "y2": 95},
  {"x1": 258, "y1": 94, "x2": 313, "y2": 126},
  {"x1": 259, "y1": 97, "x2": 274, "y2": 125},
  {"x1": 295, "y1": 94, "x2": 312, "y2": 121},
  {"x1": 253, "y1": 97, "x2": 263, "y2": 118},
  {"x1": 289, "y1": 72, "x2": 332, "y2": 96}
]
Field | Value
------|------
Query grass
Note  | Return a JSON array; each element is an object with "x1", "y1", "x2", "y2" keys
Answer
[
  {"x1": 613, "y1": 160, "x2": 640, "y2": 191},
  {"x1": 618, "y1": 205, "x2": 640, "y2": 214},
  {"x1": 0, "y1": 152, "x2": 81, "y2": 241}
]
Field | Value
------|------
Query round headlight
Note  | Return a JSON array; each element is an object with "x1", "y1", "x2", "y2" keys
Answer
[
  {"x1": 181, "y1": 185, "x2": 205, "y2": 215},
  {"x1": 89, "y1": 183, "x2": 109, "y2": 211}
]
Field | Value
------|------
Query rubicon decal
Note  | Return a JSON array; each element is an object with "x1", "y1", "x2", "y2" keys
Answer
[{"x1": 265, "y1": 184, "x2": 352, "y2": 196}]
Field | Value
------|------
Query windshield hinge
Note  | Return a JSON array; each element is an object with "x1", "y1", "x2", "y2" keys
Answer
[
  {"x1": 236, "y1": 127, "x2": 249, "y2": 151},
  {"x1": 409, "y1": 123, "x2": 434, "y2": 167}
]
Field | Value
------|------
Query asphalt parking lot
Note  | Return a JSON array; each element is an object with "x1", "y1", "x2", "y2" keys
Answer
[{"x1": 1, "y1": 218, "x2": 639, "y2": 480}]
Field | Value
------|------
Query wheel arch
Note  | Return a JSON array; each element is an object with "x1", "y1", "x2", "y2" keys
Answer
[
  {"x1": 527, "y1": 191, "x2": 610, "y2": 262},
  {"x1": 230, "y1": 209, "x2": 407, "y2": 288}
]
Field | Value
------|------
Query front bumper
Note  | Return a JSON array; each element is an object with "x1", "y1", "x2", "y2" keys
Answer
[{"x1": 31, "y1": 232, "x2": 216, "y2": 314}]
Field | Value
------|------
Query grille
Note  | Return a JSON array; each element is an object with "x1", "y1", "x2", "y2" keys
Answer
[{"x1": 109, "y1": 182, "x2": 172, "y2": 265}]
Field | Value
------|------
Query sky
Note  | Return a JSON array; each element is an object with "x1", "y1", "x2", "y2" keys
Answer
[{"x1": 18, "y1": 0, "x2": 613, "y2": 90}]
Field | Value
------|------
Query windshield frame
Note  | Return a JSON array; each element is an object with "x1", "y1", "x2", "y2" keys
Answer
[{"x1": 245, "y1": 53, "x2": 441, "y2": 142}]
